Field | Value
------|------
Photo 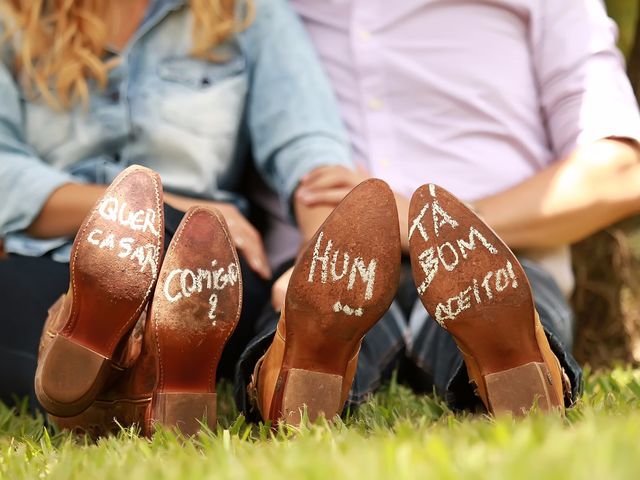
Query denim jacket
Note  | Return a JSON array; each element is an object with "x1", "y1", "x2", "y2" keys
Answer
[{"x1": 0, "y1": 0, "x2": 351, "y2": 261}]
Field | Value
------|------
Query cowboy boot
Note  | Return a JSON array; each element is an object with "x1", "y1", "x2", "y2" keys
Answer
[
  {"x1": 44, "y1": 311, "x2": 148, "y2": 437},
  {"x1": 251, "y1": 178, "x2": 402, "y2": 424},
  {"x1": 407, "y1": 183, "x2": 570, "y2": 415},
  {"x1": 48, "y1": 206, "x2": 243, "y2": 437},
  {"x1": 35, "y1": 165, "x2": 164, "y2": 417}
]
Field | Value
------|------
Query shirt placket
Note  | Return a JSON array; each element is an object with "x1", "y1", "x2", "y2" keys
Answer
[
  {"x1": 350, "y1": 0, "x2": 394, "y2": 176},
  {"x1": 100, "y1": 59, "x2": 130, "y2": 158},
  {"x1": 118, "y1": 0, "x2": 185, "y2": 165}
]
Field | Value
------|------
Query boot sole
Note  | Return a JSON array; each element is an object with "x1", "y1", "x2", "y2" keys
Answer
[
  {"x1": 270, "y1": 179, "x2": 402, "y2": 424},
  {"x1": 35, "y1": 166, "x2": 164, "y2": 417},
  {"x1": 407, "y1": 184, "x2": 562, "y2": 415},
  {"x1": 146, "y1": 207, "x2": 242, "y2": 435}
]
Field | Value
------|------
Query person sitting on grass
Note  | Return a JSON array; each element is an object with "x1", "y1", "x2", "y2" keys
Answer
[
  {"x1": 241, "y1": 0, "x2": 640, "y2": 418},
  {"x1": 0, "y1": 0, "x2": 347, "y2": 425}
]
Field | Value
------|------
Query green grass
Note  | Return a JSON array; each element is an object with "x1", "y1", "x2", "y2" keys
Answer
[{"x1": 2, "y1": 368, "x2": 640, "y2": 480}]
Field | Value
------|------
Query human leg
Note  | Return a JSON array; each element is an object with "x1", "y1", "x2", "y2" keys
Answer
[
  {"x1": 407, "y1": 184, "x2": 581, "y2": 414},
  {"x1": 244, "y1": 179, "x2": 403, "y2": 424},
  {"x1": 1, "y1": 190, "x2": 182, "y2": 415},
  {"x1": 164, "y1": 204, "x2": 271, "y2": 380},
  {"x1": 236, "y1": 297, "x2": 407, "y2": 421},
  {"x1": 127, "y1": 206, "x2": 243, "y2": 435},
  {"x1": 407, "y1": 260, "x2": 581, "y2": 411},
  {"x1": 35, "y1": 166, "x2": 165, "y2": 416},
  {"x1": 48, "y1": 204, "x2": 250, "y2": 436},
  {"x1": 0, "y1": 255, "x2": 69, "y2": 410}
]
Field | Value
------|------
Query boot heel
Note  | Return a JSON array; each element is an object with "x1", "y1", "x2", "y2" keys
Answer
[
  {"x1": 150, "y1": 392, "x2": 217, "y2": 436},
  {"x1": 277, "y1": 368, "x2": 343, "y2": 424},
  {"x1": 484, "y1": 361, "x2": 561, "y2": 415},
  {"x1": 35, "y1": 334, "x2": 111, "y2": 416}
]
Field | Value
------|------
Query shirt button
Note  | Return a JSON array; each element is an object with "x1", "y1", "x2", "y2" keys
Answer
[
  {"x1": 367, "y1": 97, "x2": 384, "y2": 111},
  {"x1": 358, "y1": 29, "x2": 371, "y2": 41},
  {"x1": 109, "y1": 91, "x2": 121, "y2": 103}
]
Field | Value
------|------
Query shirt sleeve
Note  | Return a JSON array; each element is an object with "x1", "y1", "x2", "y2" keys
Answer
[
  {"x1": 531, "y1": 0, "x2": 640, "y2": 160},
  {"x1": 0, "y1": 57, "x2": 75, "y2": 237},
  {"x1": 237, "y1": 0, "x2": 353, "y2": 210}
]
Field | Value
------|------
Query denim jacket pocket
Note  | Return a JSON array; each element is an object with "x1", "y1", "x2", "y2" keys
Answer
[
  {"x1": 156, "y1": 56, "x2": 248, "y2": 137},
  {"x1": 20, "y1": 94, "x2": 74, "y2": 158},
  {"x1": 157, "y1": 55, "x2": 245, "y2": 89}
]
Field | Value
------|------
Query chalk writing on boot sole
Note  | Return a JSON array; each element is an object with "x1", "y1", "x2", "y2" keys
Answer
[
  {"x1": 333, "y1": 301, "x2": 364, "y2": 317},
  {"x1": 409, "y1": 188, "x2": 459, "y2": 242},
  {"x1": 308, "y1": 231, "x2": 378, "y2": 310},
  {"x1": 415, "y1": 225, "x2": 498, "y2": 295},
  {"x1": 87, "y1": 229, "x2": 158, "y2": 275},
  {"x1": 410, "y1": 185, "x2": 520, "y2": 327},
  {"x1": 163, "y1": 260, "x2": 239, "y2": 325},
  {"x1": 98, "y1": 196, "x2": 160, "y2": 237},
  {"x1": 433, "y1": 260, "x2": 519, "y2": 326}
]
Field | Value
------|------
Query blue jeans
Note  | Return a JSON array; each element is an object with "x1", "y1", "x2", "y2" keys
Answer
[{"x1": 235, "y1": 258, "x2": 583, "y2": 419}]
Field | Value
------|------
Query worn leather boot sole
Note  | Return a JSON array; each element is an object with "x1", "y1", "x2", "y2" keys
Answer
[
  {"x1": 269, "y1": 179, "x2": 401, "y2": 424},
  {"x1": 407, "y1": 184, "x2": 563, "y2": 415},
  {"x1": 35, "y1": 166, "x2": 164, "y2": 417},
  {"x1": 145, "y1": 207, "x2": 242, "y2": 436}
]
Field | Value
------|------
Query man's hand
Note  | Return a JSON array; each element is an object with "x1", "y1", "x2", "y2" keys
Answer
[
  {"x1": 271, "y1": 266, "x2": 293, "y2": 311},
  {"x1": 295, "y1": 165, "x2": 369, "y2": 207},
  {"x1": 165, "y1": 193, "x2": 272, "y2": 280},
  {"x1": 296, "y1": 164, "x2": 411, "y2": 251}
]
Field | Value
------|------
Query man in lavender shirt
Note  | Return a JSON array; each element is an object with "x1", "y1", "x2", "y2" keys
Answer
[{"x1": 238, "y1": 0, "x2": 640, "y2": 415}]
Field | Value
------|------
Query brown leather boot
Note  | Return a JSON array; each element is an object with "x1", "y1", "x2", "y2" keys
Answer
[
  {"x1": 251, "y1": 179, "x2": 402, "y2": 425},
  {"x1": 44, "y1": 312, "x2": 149, "y2": 438},
  {"x1": 35, "y1": 165, "x2": 165, "y2": 417},
  {"x1": 251, "y1": 313, "x2": 362, "y2": 424},
  {"x1": 46, "y1": 206, "x2": 243, "y2": 437},
  {"x1": 407, "y1": 184, "x2": 570, "y2": 415}
]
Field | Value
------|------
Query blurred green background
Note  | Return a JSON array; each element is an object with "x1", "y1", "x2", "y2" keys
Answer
[
  {"x1": 569, "y1": 1, "x2": 640, "y2": 368},
  {"x1": 607, "y1": 0, "x2": 638, "y2": 57}
]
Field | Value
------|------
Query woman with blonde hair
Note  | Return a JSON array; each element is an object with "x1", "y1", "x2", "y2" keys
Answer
[{"x1": 0, "y1": 0, "x2": 353, "y2": 428}]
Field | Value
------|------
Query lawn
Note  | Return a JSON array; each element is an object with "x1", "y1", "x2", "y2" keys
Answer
[{"x1": 1, "y1": 368, "x2": 640, "y2": 480}]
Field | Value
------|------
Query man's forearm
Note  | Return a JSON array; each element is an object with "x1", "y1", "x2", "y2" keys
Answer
[
  {"x1": 473, "y1": 138, "x2": 640, "y2": 249},
  {"x1": 294, "y1": 196, "x2": 335, "y2": 249}
]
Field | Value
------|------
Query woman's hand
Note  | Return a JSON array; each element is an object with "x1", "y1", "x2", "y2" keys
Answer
[
  {"x1": 214, "y1": 202, "x2": 273, "y2": 280},
  {"x1": 165, "y1": 193, "x2": 272, "y2": 280}
]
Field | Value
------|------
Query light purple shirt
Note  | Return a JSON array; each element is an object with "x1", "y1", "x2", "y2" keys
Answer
[{"x1": 291, "y1": 0, "x2": 640, "y2": 201}]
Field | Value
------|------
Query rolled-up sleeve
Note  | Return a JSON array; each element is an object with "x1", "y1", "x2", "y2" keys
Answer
[
  {"x1": 238, "y1": 0, "x2": 352, "y2": 209},
  {"x1": 532, "y1": 0, "x2": 640, "y2": 160},
  {"x1": 0, "y1": 59, "x2": 74, "y2": 237}
]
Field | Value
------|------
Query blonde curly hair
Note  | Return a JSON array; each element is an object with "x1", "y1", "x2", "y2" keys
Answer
[{"x1": 0, "y1": 0, "x2": 253, "y2": 108}]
